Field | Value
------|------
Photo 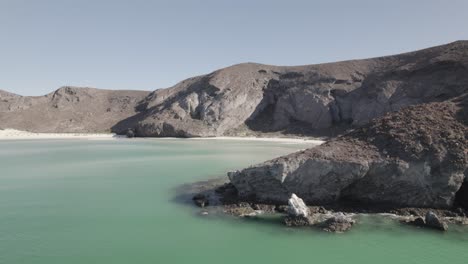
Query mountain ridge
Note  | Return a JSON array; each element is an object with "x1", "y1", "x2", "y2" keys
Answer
[
  {"x1": 112, "y1": 40, "x2": 468, "y2": 137},
  {"x1": 0, "y1": 86, "x2": 150, "y2": 133},
  {"x1": 1, "y1": 40, "x2": 468, "y2": 136}
]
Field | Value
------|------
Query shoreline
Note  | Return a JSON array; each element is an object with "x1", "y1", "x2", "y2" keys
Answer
[
  {"x1": 0, "y1": 129, "x2": 325, "y2": 143},
  {"x1": 0, "y1": 129, "x2": 121, "y2": 140},
  {"x1": 184, "y1": 179, "x2": 468, "y2": 232},
  {"x1": 192, "y1": 136, "x2": 324, "y2": 144}
]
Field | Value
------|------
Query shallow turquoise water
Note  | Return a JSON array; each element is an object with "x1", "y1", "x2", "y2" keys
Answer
[{"x1": 0, "y1": 139, "x2": 467, "y2": 264}]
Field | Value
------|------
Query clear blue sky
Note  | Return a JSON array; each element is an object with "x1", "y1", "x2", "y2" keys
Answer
[{"x1": 1, "y1": 0, "x2": 468, "y2": 95}]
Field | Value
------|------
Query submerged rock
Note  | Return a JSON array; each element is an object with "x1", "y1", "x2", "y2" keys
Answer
[{"x1": 193, "y1": 193, "x2": 209, "y2": 208}]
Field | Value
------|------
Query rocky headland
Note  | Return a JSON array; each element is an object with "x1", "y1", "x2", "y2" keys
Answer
[{"x1": 212, "y1": 94, "x2": 468, "y2": 232}]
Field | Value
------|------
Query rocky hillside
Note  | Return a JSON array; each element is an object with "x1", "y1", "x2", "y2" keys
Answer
[
  {"x1": 0, "y1": 87, "x2": 149, "y2": 133},
  {"x1": 112, "y1": 40, "x2": 468, "y2": 137},
  {"x1": 2, "y1": 41, "x2": 467, "y2": 137},
  {"x1": 228, "y1": 94, "x2": 468, "y2": 209}
]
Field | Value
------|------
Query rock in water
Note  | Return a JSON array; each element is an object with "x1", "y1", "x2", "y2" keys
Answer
[
  {"x1": 287, "y1": 194, "x2": 309, "y2": 217},
  {"x1": 284, "y1": 215, "x2": 313, "y2": 227},
  {"x1": 284, "y1": 193, "x2": 312, "y2": 226},
  {"x1": 322, "y1": 213, "x2": 355, "y2": 233},
  {"x1": 410, "y1": 217, "x2": 426, "y2": 227},
  {"x1": 425, "y1": 211, "x2": 448, "y2": 231},
  {"x1": 192, "y1": 194, "x2": 209, "y2": 208}
]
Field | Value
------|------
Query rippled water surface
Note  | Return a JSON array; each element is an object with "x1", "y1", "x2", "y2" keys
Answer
[{"x1": 0, "y1": 139, "x2": 467, "y2": 264}]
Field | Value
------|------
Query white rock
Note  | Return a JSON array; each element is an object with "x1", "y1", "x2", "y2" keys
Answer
[{"x1": 287, "y1": 193, "x2": 309, "y2": 217}]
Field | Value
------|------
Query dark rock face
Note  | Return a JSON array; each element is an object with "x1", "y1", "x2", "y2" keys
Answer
[
  {"x1": 112, "y1": 41, "x2": 468, "y2": 137},
  {"x1": 455, "y1": 179, "x2": 468, "y2": 209},
  {"x1": 0, "y1": 87, "x2": 150, "y2": 133},
  {"x1": 229, "y1": 96, "x2": 468, "y2": 209}
]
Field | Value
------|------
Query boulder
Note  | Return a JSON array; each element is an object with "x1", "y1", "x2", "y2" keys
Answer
[
  {"x1": 410, "y1": 217, "x2": 426, "y2": 227},
  {"x1": 283, "y1": 194, "x2": 312, "y2": 226},
  {"x1": 284, "y1": 215, "x2": 312, "y2": 227},
  {"x1": 126, "y1": 128, "x2": 135, "y2": 138},
  {"x1": 322, "y1": 213, "x2": 355, "y2": 233},
  {"x1": 425, "y1": 211, "x2": 448, "y2": 231},
  {"x1": 287, "y1": 193, "x2": 309, "y2": 217}
]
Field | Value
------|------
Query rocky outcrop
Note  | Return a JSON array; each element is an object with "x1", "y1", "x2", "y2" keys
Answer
[
  {"x1": 287, "y1": 193, "x2": 310, "y2": 217},
  {"x1": 284, "y1": 194, "x2": 312, "y2": 226},
  {"x1": 113, "y1": 40, "x2": 468, "y2": 137},
  {"x1": 228, "y1": 95, "x2": 468, "y2": 209},
  {"x1": 408, "y1": 211, "x2": 449, "y2": 231},
  {"x1": 0, "y1": 87, "x2": 150, "y2": 133},
  {"x1": 321, "y1": 213, "x2": 355, "y2": 233},
  {"x1": 126, "y1": 128, "x2": 136, "y2": 138},
  {"x1": 425, "y1": 211, "x2": 449, "y2": 231}
]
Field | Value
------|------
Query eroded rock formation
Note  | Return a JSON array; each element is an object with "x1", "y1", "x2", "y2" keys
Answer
[{"x1": 228, "y1": 95, "x2": 468, "y2": 209}]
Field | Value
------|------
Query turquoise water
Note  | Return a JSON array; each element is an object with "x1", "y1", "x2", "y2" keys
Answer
[{"x1": 0, "y1": 139, "x2": 467, "y2": 264}]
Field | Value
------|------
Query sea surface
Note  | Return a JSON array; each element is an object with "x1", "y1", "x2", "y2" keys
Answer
[{"x1": 0, "y1": 139, "x2": 467, "y2": 264}]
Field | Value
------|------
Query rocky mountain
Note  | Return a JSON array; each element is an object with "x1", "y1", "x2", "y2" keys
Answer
[
  {"x1": 2, "y1": 41, "x2": 468, "y2": 137},
  {"x1": 228, "y1": 94, "x2": 467, "y2": 209},
  {"x1": 0, "y1": 87, "x2": 149, "y2": 133},
  {"x1": 112, "y1": 40, "x2": 468, "y2": 137}
]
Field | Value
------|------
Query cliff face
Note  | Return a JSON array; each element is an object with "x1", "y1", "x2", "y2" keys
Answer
[
  {"x1": 228, "y1": 95, "x2": 468, "y2": 209},
  {"x1": 0, "y1": 87, "x2": 150, "y2": 133},
  {"x1": 113, "y1": 40, "x2": 468, "y2": 137}
]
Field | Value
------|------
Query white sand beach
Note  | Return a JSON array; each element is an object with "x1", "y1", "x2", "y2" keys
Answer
[
  {"x1": 192, "y1": 136, "x2": 324, "y2": 144},
  {"x1": 0, "y1": 129, "x2": 325, "y2": 144},
  {"x1": 0, "y1": 129, "x2": 120, "y2": 140}
]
